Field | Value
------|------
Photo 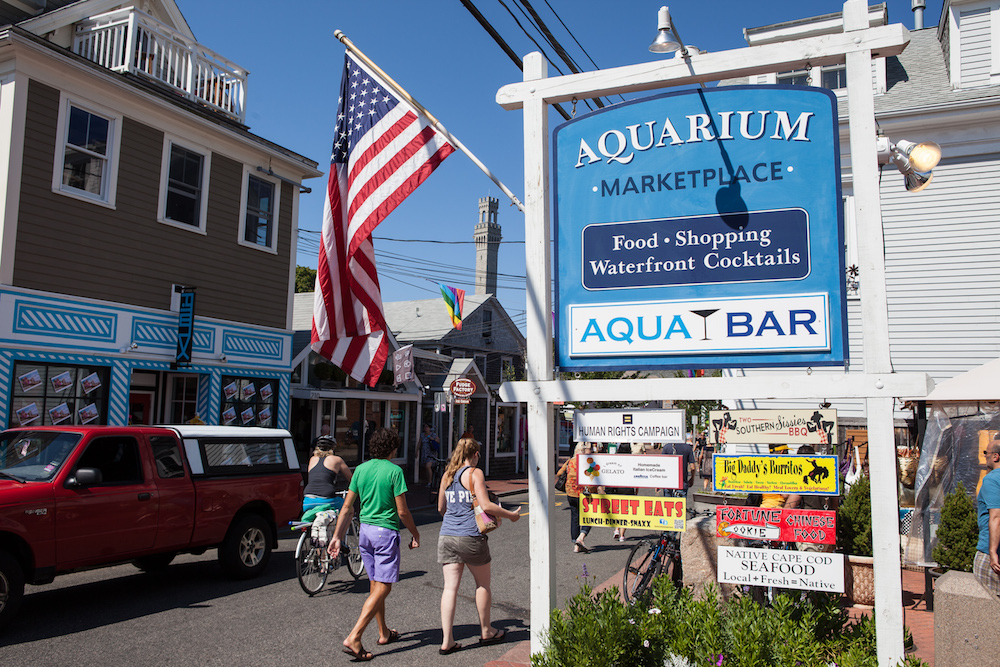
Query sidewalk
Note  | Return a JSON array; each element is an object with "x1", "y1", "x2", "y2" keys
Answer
[{"x1": 484, "y1": 560, "x2": 936, "y2": 667}]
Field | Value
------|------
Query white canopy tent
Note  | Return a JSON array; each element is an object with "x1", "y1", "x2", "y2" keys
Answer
[{"x1": 922, "y1": 358, "x2": 1000, "y2": 402}]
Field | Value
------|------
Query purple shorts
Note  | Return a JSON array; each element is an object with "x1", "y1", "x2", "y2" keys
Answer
[{"x1": 359, "y1": 523, "x2": 401, "y2": 583}]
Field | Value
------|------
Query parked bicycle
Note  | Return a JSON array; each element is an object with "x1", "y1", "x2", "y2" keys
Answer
[
  {"x1": 290, "y1": 491, "x2": 364, "y2": 595},
  {"x1": 623, "y1": 529, "x2": 682, "y2": 604},
  {"x1": 427, "y1": 456, "x2": 450, "y2": 497},
  {"x1": 622, "y1": 500, "x2": 715, "y2": 604}
]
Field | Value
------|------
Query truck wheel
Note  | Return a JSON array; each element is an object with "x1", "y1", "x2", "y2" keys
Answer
[
  {"x1": 219, "y1": 514, "x2": 271, "y2": 579},
  {"x1": 0, "y1": 551, "x2": 25, "y2": 631},
  {"x1": 132, "y1": 553, "x2": 176, "y2": 573}
]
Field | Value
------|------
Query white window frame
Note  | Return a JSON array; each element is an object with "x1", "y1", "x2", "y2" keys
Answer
[
  {"x1": 157, "y1": 134, "x2": 211, "y2": 234},
  {"x1": 237, "y1": 166, "x2": 281, "y2": 254},
  {"x1": 51, "y1": 93, "x2": 123, "y2": 208}
]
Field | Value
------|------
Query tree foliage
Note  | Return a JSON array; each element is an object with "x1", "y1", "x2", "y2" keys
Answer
[
  {"x1": 295, "y1": 265, "x2": 317, "y2": 293},
  {"x1": 933, "y1": 481, "x2": 978, "y2": 572}
]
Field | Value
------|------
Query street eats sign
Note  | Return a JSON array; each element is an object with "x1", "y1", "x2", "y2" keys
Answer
[
  {"x1": 581, "y1": 492, "x2": 686, "y2": 532},
  {"x1": 712, "y1": 453, "x2": 839, "y2": 495},
  {"x1": 553, "y1": 86, "x2": 847, "y2": 371}
]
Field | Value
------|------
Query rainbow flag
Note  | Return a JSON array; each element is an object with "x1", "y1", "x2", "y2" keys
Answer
[{"x1": 439, "y1": 284, "x2": 465, "y2": 330}]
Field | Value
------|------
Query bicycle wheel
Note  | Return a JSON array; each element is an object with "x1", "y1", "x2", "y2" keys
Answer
[
  {"x1": 344, "y1": 516, "x2": 365, "y2": 579},
  {"x1": 295, "y1": 531, "x2": 329, "y2": 595},
  {"x1": 623, "y1": 540, "x2": 662, "y2": 604}
]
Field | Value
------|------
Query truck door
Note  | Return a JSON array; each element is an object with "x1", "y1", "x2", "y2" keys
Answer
[
  {"x1": 54, "y1": 435, "x2": 158, "y2": 569},
  {"x1": 149, "y1": 434, "x2": 196, "y2": 550}
]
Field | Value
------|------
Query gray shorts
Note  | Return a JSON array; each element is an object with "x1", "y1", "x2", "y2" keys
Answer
[{"x1": 437, "y1": 534, "x2": 491, "y2": 565}]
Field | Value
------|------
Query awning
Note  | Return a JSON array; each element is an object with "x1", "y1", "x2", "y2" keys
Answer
[{"x1": 922, "y1": 357, "x2": 1000, "y2": 402}]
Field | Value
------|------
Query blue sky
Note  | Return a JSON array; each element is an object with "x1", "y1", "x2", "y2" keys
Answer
[{"x1": 177, "y1": 0, "x2": 940, "y2": 326}]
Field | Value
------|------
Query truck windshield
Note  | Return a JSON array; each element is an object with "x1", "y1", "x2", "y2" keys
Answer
[{"x1": 0, "y1": 431, "x2": 82, "y2": 481}]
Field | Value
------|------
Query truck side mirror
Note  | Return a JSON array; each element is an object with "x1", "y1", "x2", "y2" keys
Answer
[{"x1": 67, "y1": 467, "x2": 102, "y2": 487}]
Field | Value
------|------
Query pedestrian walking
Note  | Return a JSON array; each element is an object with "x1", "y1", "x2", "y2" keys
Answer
[
  {"x1": 974, "y1": 438, "x2": 1000, "y2": 598},
  {"x1": 436, "y1": 437, "x2": 521, "y2": 655},
  {"x1": 556, "y1": 442, "x2": 595, "y2": 551},
  {"x1": 329, "y1": 428, "x2": 420, "y2": 662}
]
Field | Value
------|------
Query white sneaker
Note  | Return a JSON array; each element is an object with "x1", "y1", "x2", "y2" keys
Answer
[{"x1": 613, "y1": 528, "x2": 621, "y2": 541}]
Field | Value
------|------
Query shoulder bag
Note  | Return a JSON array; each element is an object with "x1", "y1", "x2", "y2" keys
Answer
[
  {"x1": 555, "y1": 466, "x2": 568, "y2": 492},
  {"x1": 472, "y1": 487, "x2": 499, "y2": 534}
]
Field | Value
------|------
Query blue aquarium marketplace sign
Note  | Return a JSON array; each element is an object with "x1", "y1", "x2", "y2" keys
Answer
[{"x1": 554, "y1": 86, "x2": 848, "y2": 372}]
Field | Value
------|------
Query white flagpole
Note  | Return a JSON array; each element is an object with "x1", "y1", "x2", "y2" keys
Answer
[{"x1": 334, "y1": 30, "x2": 524, "y2": 212}]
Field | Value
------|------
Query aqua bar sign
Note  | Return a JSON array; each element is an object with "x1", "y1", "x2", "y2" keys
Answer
[{"x1": 554, "y1": 86, "x2": 847, "y2": 371}]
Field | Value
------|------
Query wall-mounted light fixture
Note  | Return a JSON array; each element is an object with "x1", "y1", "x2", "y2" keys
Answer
[
  {"x1": 219, "y1": 353, "x2": 227, "y2": 362},
  {"x1": 120, "y1": 342, "x2": 138, "y2": 354},
  {"x1": 876, "y1": 136, "x2": 942, "y2": 192},
  {"x1": 649, "y1": 6, "x2": 682, "y2": 54}
]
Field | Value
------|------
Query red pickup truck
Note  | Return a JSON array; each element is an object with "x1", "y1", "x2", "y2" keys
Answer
[{"x1": 0, "y1": 425, "x2": 303, "y2": 630}]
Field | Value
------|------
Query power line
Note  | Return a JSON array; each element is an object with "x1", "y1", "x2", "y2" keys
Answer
[{"x1": 458, "y1": 0, "x2": 571, "y2": 121}]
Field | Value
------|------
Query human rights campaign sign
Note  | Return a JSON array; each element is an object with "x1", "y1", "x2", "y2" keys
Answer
[{"x1": 553, "y1": 86, "x2": 847, "y2": 371}]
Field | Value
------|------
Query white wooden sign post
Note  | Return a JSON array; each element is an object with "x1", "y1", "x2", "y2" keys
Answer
[{"x1": 498, "y1": 2, "x2": 930, "y2": 663}]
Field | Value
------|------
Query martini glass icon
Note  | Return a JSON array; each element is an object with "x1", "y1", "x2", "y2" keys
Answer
[{"x1": 690, "y1": 309, "x2": 719, "y2": 341}]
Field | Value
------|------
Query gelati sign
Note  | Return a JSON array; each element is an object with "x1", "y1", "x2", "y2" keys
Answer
[{"x1": 553, "y1": 86, "x2": 847, "y2": 371}]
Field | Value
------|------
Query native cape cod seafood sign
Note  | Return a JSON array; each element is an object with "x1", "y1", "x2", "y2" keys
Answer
[{"x1": 553, "y1": 86, "x2": 847, "y2": 371}]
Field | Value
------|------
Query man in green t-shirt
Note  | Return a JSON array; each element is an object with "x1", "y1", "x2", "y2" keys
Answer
[{"x1": 330, "y1": 428, "x2": 420, "y2": 661}]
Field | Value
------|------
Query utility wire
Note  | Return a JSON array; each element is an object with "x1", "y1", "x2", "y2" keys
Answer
[
  {"x1": 516, "y1": 0, "x2": 605, "y2": 110},
  {"x1": 458, "y1": 0, "x2": 571, "y2": 121}
]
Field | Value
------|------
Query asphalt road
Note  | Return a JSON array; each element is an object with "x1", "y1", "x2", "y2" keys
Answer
[{"x1": 0, "y1": 489, "x2": 643, "y2": 667}]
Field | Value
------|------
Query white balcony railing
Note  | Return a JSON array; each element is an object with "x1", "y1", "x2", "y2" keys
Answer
[{"x1": 74, "y1": 7, "x2": 247, "y2": 123}]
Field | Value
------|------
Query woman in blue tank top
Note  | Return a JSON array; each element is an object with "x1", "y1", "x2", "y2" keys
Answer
[{"x1": 435, "y1": 437, "x2": 521, "y2": 655}]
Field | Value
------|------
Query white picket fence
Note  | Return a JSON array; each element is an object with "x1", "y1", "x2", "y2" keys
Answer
[{"x1": 74, "y1": 7, "x2": 247, "y2": 123}]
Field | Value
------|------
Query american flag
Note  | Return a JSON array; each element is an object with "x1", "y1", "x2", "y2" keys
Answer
[{"x1": 312, "y1": 52, "x2": 455, "y2": 386}]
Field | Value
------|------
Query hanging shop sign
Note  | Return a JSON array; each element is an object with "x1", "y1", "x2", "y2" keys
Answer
[
  {"x1": 553, "y1": 86, "x2": 847, "y2": 371},
  {"x1": 174, "y1": 286, "x2": 196, "y2": 365},
  {"x1": 573, "y1": 408, "x2": 685, "y2": 443},
  {"x1": 575, "y1": 453, "x2": 683, "y2": 489},
  {"x1": 716, "y1": 506, "x2": 837, "y2": 545},
  {"x1": 708, "y1": 409, "x2": 837, "y2": 445},
  {"x1": 580, "y1": 492, "x2": 686, "y2": 532},
  {"x1": 449, "y1": 378, "x2": 476, "y2": 405},
  {"x1": 712, "y1": 453, "x2": 838, "y2": 495},
  {"x1": 717, "y1": 545, "x2": 844, "y2": 593}
]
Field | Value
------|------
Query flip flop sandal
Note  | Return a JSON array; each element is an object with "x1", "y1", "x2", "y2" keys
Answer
[
  {"x1": 378, "y1": 629, "x2": 401, "y2": 645},
  {"x1": 342, "y1": 645, "x2": 374, "y2": 661},
  {"x1": 438, "y1": 642, "x2": 463, "y2": 655},
  {"x1": 480, "y1": 629, "x2": 507, "y2": 646}
]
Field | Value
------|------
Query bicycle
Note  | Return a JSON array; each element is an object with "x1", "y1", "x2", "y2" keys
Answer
[
  {"x1": 623, "y1": 530, "x2": 683, "y2": 604},
  {"x1": 291, "y1": 492, "x2": 364, "y2": 595},
  {"x1": 622, "y1": 492, "x2": 694, "y2": 604},
  {"x1": 427, "y1": 456, "x2": 449, "y2": 497}
]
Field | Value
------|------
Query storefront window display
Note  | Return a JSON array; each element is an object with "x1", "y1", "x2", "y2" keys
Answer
[
  {"x1": 10, "y1": 362, "x2": 110, "y2": 427},
  {"x1": 220, "y1": 375, "x2": 278, "y2": 427},
  {"x1": 496, "y1": 405, "x2": 518, "y2": 455}
]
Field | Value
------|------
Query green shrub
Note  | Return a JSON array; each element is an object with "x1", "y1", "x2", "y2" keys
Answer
[
  {"x1": 932, "y1": 481, "x2": 978, "y2": 572},
  {"x1": 837, "y1": 474, "x2": 873, "y2": 557},
  {"x1": 532, "y1": 575, "x2": 930, "y2": 667}
]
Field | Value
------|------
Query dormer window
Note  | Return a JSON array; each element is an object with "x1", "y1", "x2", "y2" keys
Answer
[{"x1": 947, "y1": 0, "x2": 999, "y2": 88}]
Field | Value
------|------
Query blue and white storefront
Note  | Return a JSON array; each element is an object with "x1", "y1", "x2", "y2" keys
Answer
[{"x1": 0, "y1": 286, "x2": 291, "y2": 429}]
